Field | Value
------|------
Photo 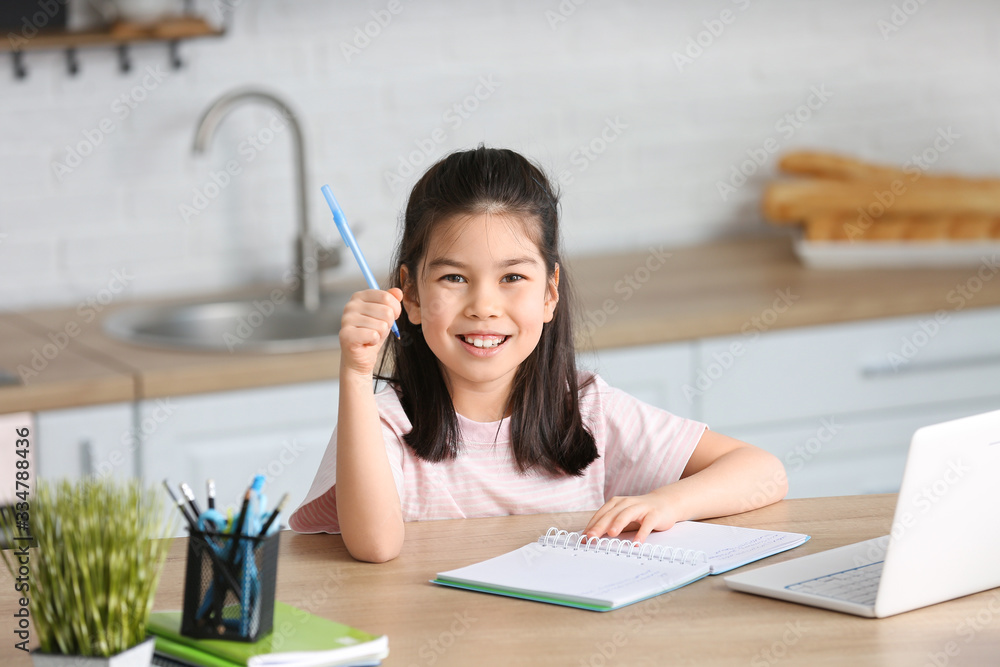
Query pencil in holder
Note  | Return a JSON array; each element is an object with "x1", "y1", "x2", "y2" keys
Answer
[{"x1": 181, "y1": 528, "x2": 280, "y2": 642}]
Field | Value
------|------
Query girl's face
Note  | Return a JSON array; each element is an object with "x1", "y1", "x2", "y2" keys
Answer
[{"x1": 401, "y1": 212, "x2": 559, "y2": 406}]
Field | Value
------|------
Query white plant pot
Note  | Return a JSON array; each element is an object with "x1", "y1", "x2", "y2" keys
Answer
[
  {"x1": 110, "y1": 0, "x2": 176, "y2": 23},
  {"x1": 32, "y1": 637, "x2": 156, "y2": 667}
]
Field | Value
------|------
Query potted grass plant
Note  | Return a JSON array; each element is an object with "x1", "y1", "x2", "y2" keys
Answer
[{"x1": 0, "y1": 478, "x2": 174, "y2": 667}]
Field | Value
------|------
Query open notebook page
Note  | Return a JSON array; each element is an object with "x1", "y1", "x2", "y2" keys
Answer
[
  {"x1": 629, "y1": 521, "x2": 810, "y2": 573},
  {"x1": 436, "y1": 541, "x2": 711, "y2": 610}
]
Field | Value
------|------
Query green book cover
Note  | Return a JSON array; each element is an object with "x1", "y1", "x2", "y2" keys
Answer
[
  {"x1": 153, "y1": 634, "x2": 241, "y2": 667},
  {"x1": 148, "y1": 601, "x2": 388, "y2": 667}
]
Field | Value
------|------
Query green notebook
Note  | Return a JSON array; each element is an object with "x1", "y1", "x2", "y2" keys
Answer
[{"x1": 148, "y1": 602, "x2": 388, "y2": 667}]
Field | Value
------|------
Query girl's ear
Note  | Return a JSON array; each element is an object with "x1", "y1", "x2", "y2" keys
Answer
[
  {"x1": 543, "y1": 263, "x2": 560, "y2": 323},
  {"x1": 400, "y1": 265, "x2": 422, "y2": 325}
]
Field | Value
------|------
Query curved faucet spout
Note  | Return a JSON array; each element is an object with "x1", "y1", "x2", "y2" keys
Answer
[{"x1": 192, "y1": 88, "x2": 321, "y2": 312}]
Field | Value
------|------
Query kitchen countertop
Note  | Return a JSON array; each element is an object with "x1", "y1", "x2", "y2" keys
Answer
[{"x1": 3, "y1": 236, "x2": 999, "y2": 414}]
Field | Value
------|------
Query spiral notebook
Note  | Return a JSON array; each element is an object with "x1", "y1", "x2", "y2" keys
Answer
[{"x1": 433, "y1": 521, "x2": 809, "y2": 611}]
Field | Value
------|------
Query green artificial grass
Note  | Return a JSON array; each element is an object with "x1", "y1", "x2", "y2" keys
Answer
[{"x1": 1, "y1": 478, "x2": 175, "y2": 656}]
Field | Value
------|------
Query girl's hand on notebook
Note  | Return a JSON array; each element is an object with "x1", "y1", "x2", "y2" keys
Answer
[
  {"x1": 583, "y1": 489, "x2": 682, "y2": 544},
  {"x1": 339, "y1": 288, "x2": 403, "y2": 377}
]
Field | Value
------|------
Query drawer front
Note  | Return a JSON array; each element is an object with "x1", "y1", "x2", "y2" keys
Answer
[
  {"x1": 35, "y1": 402, "x2": 134, "y2": 481},
  {"x1": 724, "y1": 399, "x2": 1000, "y2": 498},
  {"x1": 140, "y1": 381, "x2": 338, "y2": 537},
  {"x1": 785, "y1": 453, "x2": 905, "y2": 498},
  {"x1": 578, "y1": 341, "x2": 695, "y2": 417},
  {"x1": 159, "y1": 423, "x2": 333, "y2": 536},
  {"x1": 696, "y1": 307, "x2": 1000, "y2": 430}
]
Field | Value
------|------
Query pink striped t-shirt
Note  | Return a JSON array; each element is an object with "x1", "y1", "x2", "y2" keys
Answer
[{"x1": 288, "y1": 374, "x2": 707, "y2": 534}]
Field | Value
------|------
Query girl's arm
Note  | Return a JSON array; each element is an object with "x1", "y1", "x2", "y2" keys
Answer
[
  {"x1": 335, "y1": 288, "x2": 405, "y2": 563},
  {"x1": 583, "y1": 429, "x2": 787, "y2": 542}
]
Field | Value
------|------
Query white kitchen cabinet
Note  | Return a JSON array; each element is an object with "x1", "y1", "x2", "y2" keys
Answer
[
  {"x1": 688, "y1": 308, "x2": 1000, "y2": 496},
  {"x1": 722, "y1": 398, "x2": 1000, "y2": 498},
  {"x1": 138, "y1": 380, "x2": 338, "y2": 536},
  {"x1": 577, "y1": 341, "x2": 696, "y2": 417},
  {"x1": 589, "y1": 307, "x2": 1000, "y2": 499},
  {"x1": 695, "y1": 307, "x2": 1000, "y2": 430},
  {"x1": 35, "y1": 402, "x2": 135, "y2": 482}
]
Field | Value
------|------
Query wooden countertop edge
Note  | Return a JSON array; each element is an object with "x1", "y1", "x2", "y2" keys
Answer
[
  {"x1": 5, "y1": 236, "x2": 1000, "y2": 412},
  {"x1": 583, "y1": 298, "x2": 987, "y2": 348},
  {"x1": 135, "y1": 349, "x2": 343, "y2": 398},
  {"x1": 0, "y1": 378, "x2": 135, "y2": 414},
  {"x1": 0, "y1": 314, "x2": 136, "y2": 413}
]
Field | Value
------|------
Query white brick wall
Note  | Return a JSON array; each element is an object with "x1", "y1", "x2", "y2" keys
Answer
[{"x1": 1, "y1": 0, "x2": 998, "y2": 309}]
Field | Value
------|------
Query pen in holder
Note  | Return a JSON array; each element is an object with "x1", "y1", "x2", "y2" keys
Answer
[{"x1": 181, "y1": 527, "x2": 280, "y2": 641}]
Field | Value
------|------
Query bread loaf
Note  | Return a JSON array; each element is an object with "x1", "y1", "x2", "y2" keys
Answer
[
  {"x1": 803, "y1": 214, "x2": 1000, "y2": 242},
  {"x1": 764, "y1": 179, "x2": 1000, "y2": 223}
]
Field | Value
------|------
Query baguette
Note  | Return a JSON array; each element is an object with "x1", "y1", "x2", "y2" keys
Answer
[
  {"x1": 803, "y1": 214, "x2": 1000, "y2": 242},
  {"x1": 779, "y1": 152, "x2": 903, "y2": 181},
  {"x1": 777, "y1": 151, "x2": 991, "y2": 185},
  {"x1": 764, "y1": 179, "x2": 1000, "y2": 223}
]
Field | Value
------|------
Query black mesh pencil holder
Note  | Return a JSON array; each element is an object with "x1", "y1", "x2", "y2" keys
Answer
[{"x1": 181, "y1": 528, "x2": 280, "y2": 641}]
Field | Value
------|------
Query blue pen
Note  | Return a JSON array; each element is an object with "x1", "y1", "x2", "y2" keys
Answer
[
  {"x1": 238, "y1": 475, "x2": 267, "y2": 636},
  {"x1": 321, "y1": 184, "x2": 401, "y2": 339}
]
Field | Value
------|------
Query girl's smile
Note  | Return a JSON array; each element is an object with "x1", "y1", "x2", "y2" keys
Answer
[{"x1": 457, "y1": 332, "x2": 511, "y2": 356}]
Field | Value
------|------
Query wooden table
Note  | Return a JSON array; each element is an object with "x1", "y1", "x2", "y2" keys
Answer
[{"x1": 3, "y1": 495, "x2": 999, "y2": 665}]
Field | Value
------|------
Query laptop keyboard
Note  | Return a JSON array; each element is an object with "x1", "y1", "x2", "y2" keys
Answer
[{"x1": 785, "y1": 561, "x2": 884, "y2": 606}]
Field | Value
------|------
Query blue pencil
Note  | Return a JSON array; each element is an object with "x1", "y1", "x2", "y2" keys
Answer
[{"x1": 321, "y1": 184, "x2": 401, "y2": 339}]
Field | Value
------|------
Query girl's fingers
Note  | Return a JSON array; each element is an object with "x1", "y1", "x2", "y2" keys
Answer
[
  {"x1": 343, "y1": 307, "x2": 397, "y2": 331},
  {"x1": 342, "y1": 307, "x2": 392, "y2": 330},
  {"x1": 586, "y1": 492, "x2": 677, "y2": 542},
  {"x1": 588, "y1": 503, "x2": 659, "y2": 541},
  {"x1": 583, "y1": 507, "x2": 604, "y2": 533},
  {"x1": 340, "y1": 325, "x2": 380, "y2": 349},
  {"x1": 634, "y1": 516, "x2": 657, "y2": 544},
  {"x1": 343, "y1": 290, "x2": 402, "y2": 328},
  {"x1": 371, "y1": 288, "x2": 402, "y2": 319},
  {"x1": 607, "y1": 504, "x2": 644, "y2": 538},
  {"x1": 340, "y1": 313, "x2": 391, "y2": 355},
  {"x1": 584, "y1": 498, "x2": 629, "y2": 537},
  {"x1": 583, "y1": 499, "x2": 618, "y2": 535},
  {"x1": 346, "y1": 294, "x2": 398, "y2": 316},
  {"x1": 339, "y1": 288, "x2": 403, "y2": 376}
]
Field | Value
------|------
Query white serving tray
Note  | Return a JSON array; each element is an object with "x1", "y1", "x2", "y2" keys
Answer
[{"x1": 794, "y1": 238, "x2": 1000, "y2": 269}]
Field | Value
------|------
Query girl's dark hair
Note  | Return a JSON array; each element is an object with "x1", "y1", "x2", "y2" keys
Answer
[{"x1": 376, "y1": 146, "x2": 597, "y2": 476}]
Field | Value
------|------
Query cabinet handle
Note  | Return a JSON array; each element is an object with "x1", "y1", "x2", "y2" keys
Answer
[
  {"x1": 861, "y1": 353, "x2": 1000, "y2": 378},
  {"x1": 81, "y1": 439, "x2": 94, "y2": 476}
]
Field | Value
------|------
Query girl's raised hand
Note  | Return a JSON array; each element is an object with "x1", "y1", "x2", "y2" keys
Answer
[{"x1": 339, "y1": 287, "x2": 403, "y2": 377}]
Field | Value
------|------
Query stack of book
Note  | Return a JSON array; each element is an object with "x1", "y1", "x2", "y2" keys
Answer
[{"x1": 148, "y1": 602, "x2": 388, "y2": 667}]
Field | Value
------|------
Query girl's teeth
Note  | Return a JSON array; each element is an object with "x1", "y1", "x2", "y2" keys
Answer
[{"x1": 464, "y1": 335, "x2": 504, "y2": 348}]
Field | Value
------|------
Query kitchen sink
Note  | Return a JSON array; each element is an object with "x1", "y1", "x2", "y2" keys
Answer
[{"x1": 102, "y1": 294, "x2": 351, "y2": 353}]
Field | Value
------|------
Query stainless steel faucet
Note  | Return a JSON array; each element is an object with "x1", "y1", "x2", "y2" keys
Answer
[{"x1": 192, "y1": 88, "x2": 333, "y2": 312}]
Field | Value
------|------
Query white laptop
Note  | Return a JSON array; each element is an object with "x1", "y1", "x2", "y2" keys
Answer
[{"x1": 725, "y1": 409, "x2": 1000, "y2": 617}]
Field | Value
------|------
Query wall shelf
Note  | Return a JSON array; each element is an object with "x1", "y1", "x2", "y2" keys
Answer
[{"x1": 2, "y1": 16, "x2": 224, "y2": 79}]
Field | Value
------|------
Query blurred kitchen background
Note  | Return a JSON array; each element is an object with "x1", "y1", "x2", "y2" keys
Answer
[
  {"x1": 2, "y1": 0, "x2": 1000, "y2": 529},
  {"x1": 4, "y1": 0, "x2": 998, "y2": 307}
]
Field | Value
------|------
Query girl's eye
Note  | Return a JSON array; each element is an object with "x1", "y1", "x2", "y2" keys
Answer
[
  {"x1": 442, "y1": 274, "x2": 466, "y2": 283},
  {"x1": 501, "y1": 274, "x2": 525, "y2": 283}
]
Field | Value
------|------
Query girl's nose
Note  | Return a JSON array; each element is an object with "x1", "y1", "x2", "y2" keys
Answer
[{"x1": 465, "y1": 284, "x2": 502, "y2": 319}]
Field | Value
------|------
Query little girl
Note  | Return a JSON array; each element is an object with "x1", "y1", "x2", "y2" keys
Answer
[{"x1": 290, "y1": 147, "x2": 787, "y2": 562}]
